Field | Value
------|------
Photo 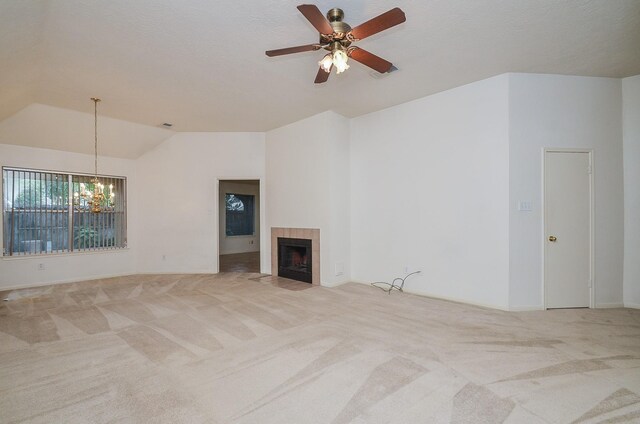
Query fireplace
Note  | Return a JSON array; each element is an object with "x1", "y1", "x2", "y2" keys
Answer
[
  {"x1": 277, "y1": 237, "x2": 312, "y2": 283},
  {"x1": 271, "y1": 228, "x2": 320, "y2": 285}
]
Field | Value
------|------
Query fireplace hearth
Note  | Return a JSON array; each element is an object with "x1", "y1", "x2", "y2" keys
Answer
[{"x1": 277, "y1": 237, "x2": 312, "y2": 283}]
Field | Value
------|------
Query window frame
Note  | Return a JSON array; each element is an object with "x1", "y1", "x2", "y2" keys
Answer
[{"x1": 2, "y1": 166, "x2": 128, "y2": 257}]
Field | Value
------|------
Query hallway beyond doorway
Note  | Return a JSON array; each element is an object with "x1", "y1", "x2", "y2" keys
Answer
[{"x1": 219, "y1": 252, "x2": 260, "y2": 273}]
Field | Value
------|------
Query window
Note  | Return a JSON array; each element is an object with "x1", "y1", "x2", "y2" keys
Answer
[
  {"x1": 225, "y1": 193, "x2": 254, "y2": 236},
  {"x1": 2, "y1": 167, "x2": 127, "y2": 256}
]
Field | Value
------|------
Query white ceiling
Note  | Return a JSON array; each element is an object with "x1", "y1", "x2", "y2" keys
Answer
[
  {"x1": 0, "y1": 103, "x2": 173, "y2": 159},
  {"x1": 1, "y1": 0, "x2": 639, "y2": 133}
]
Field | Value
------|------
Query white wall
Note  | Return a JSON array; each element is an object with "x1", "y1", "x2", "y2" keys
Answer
[
  {"x1": 1, "y1": 74, "x2": 632, "y2": 311},
  {"x1": 218, "y1": 180, "x2": 260, "y2": 255},
  {"x1": 0, "y1": 143, "x2": 137, "y2": 289},
  {"x1": 508, "y1": 74, "x2": 624, "y2": 309},
  {"x1": 136, "y1": 132, "x2": 266, "y2": 274},
  {"x1": 328, "y1": 113, "x2": 351, "y2": 284},
  {"x1": 623, "y1": 75, "x2": 640, "y2": 308},
  {"x1": 265, "y1": 111, "x2": 350, "y2": 286},
  {"x1": 350, "y1": 75, "x2": 511, "y2": 309}
]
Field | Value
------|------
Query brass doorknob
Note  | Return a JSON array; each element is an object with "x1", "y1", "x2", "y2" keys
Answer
[{"x1": 548, "y1": 235, "x2": 557, "y2": 242}]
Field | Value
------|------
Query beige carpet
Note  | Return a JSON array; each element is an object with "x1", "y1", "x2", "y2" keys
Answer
[{"x1": 0, "y1": 273, "x2": 639, "y2": 423}]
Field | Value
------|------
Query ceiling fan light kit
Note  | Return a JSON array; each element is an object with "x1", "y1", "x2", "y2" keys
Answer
[
  {"x1": 266, "y1": 4, "x2": 406, "y2": 83},
  {"x1": 320, "y1": 42, "x2": 350, "y2": 74}
]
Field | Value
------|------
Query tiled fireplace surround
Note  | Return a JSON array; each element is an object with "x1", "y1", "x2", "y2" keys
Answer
[{"x1": 271, "y1": 227, "x2": 320, "y2": 285}]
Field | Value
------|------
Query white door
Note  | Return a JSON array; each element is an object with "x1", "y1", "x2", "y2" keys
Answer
[{"x1": 544, "y1": 151, "x2": 592, "y2": 309}]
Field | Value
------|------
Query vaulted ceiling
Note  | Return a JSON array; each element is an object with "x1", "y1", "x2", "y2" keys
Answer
[{"x1": 1, "y1": 0, "x2": 640, "y2": 134}]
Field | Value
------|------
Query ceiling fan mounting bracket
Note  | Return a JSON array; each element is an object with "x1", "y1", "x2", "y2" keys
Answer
[
  {"x1": 326, "y1": 8, "x2": 344, "y2": 22},
  {"x1": 319, "y1": 8, "x2": 352, "y2": 46}
]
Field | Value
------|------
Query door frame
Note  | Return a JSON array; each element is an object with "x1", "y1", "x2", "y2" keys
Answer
[
  {"x1": 542, "y1": 148, "x2": 595, "y2": 309},
  {"x1": 215, "y1": 177, "x2": 266, "y2": 274}
]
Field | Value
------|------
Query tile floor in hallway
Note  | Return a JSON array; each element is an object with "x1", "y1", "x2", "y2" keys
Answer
[{"x1": 219, "y1": 252, "x2": 261, "y2": 273}]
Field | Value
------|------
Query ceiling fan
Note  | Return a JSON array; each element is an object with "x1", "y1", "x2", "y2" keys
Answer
[{"x1": 266, "y1": 5, "x2": 406, "y2": 83}]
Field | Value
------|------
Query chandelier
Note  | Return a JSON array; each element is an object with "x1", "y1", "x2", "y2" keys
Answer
[{"x1": 73, "y1": 97, "x2": 115, "y2": 213}]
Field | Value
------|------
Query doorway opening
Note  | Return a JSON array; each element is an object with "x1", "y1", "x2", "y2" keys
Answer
[{"x1": 218, "y1": 180, "x2": 260, "y2": 272}]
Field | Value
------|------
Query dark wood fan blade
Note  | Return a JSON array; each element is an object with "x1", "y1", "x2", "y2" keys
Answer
[
  {"x1": 266, "y1": 44, "x2": 321, "y2": 57},
  {"x1": 297, "y1": 4, "x2": 334, "y2": 35},
  {"x1": 314, "y1": 65, "x2": 332, "y2": 83},
  {"x1": 349, "y1": 7, "x2": 406, "y2": 41},
  {"x1": 348, "y1": 47, "x2": 393, "y2": 73}
]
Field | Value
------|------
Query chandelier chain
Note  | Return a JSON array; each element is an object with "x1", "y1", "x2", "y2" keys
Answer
[{"x1": 93, "y1": 98, "x2": 99, "y2": 177}]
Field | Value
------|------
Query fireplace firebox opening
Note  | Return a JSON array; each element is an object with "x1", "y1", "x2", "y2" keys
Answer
[{"x1": 277, "y1": 237, "x2": 312, "y2": 283}]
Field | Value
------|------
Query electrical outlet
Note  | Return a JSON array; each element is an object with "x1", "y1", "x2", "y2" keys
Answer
[
  {"x1": 403, "y1": 266, "x2": 409, "y2": 274},
  {"x1": 162, "y1": 254, "x2": 166, "y2": 261},
  {"x1": 38, "y1": 263, "x2": 45, "y2": 271},
  {"x1": 335, "y1": 262, "x2": 344, "y2": 276}
]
